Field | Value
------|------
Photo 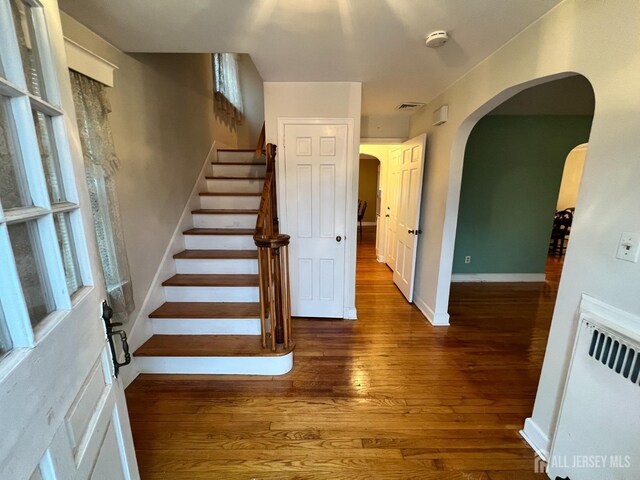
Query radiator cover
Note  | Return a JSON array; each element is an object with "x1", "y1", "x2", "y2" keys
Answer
[{"x1": 548, "y1": 295, "x2": 640, "y2": 479}]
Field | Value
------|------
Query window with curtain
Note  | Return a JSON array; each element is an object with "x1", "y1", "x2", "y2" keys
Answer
[
  {"x1": 69, "y1": 70, "x2": 134, "y2": 324},
  {"x1": 213, "y1": 53, "x2": 243, "y2": 127}
]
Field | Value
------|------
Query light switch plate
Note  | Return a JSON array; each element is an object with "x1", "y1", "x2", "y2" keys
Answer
[{"x1": 616, "y1": 232, "x2": 640, "y2": 263}]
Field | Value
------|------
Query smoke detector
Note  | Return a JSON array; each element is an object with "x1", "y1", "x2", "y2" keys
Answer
[
  {"x1": 425, "y1": 30, "x2": 448, "y2": 48},
  {"x1": 394, "y1": 102, "x2": 425, "y2": 112}
]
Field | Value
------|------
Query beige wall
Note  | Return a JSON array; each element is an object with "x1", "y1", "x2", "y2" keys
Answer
[
  {"x1": 358, "y1": 157, "x2": 379, "y2": 223},
  {"x1": 407, "y1": 0, "x2": 640, "y2": 455},
  {"x1": 556, "y1": 143, "x2": 587, "y2": 211},
  {"x1": 361, "y1": 114, "x2": 410, "y2": 140},
  {"x1": 236, "y1": 54, "x2": 264, "y2": 149},
  {"x1": 60, "y1": 12, "x2": 216, "y2": 337}
]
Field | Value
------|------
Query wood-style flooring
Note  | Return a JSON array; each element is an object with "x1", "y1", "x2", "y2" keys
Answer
[{"x1": 126, "y1": 226, "x2": 559, "y2": 479}]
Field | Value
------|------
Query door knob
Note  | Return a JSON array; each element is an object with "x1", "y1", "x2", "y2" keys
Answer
[
  {"x1": 385, "y1": 214, "x2": 390, "y2": 218},
  {"x1": 408, "y1": 229, "x2": 414, "y2": 234},
  {"x1": 336, "y1": 235, "x2": 342, "y2": 242}
]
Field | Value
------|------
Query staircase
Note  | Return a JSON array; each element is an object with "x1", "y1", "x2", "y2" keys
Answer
[{"x1": 134, "y1": 147, "x2": 294, "y2": 375}]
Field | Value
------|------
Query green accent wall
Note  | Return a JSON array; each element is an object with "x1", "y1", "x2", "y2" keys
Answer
[{"x1": 452, "y1": 115, "x2": 593, "y2": 274}]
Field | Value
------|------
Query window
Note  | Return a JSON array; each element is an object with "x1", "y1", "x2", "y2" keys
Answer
[
  {"x1": 0, "y1": 0, "x2": 90, "y2": 349},
  {"x1": 212, "y1": 53, "x2": 243, "y2": 126}
]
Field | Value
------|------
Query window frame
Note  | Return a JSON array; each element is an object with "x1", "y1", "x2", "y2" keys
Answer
[{"x1": 0, "y1": 0, "x2": 93, "y2": 353}]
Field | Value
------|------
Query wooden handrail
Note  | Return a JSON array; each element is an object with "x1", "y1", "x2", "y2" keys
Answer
[
  {"x1": 255, "y1": 123, "x2": 266, "y2": 160},
  {"x1": 254, "y1": 143, "x2": 292, "y2": 351}
]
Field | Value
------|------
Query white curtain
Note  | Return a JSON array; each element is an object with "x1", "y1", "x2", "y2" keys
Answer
[
  {"x1": 69, "y1": 70, "x2": 135, "y2": 324},
  {"x1": 213, "y1": 53, "x2": 243, "y2": 126}
]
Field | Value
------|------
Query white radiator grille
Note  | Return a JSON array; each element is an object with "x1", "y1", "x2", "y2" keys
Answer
[{"x1": 588, "y1": 328, "x2": 640, "y2": 385}]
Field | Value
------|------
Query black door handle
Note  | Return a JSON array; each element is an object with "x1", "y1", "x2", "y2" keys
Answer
[
  {"x1": 408, "y1": 229, "x2": 414, "y2": 234},
  {"x1": 336, "y1": 236, "x2": 342, "y2": 242},
  {"x1": 102, "y1": 301, "x2": 131, "y2": 378}
]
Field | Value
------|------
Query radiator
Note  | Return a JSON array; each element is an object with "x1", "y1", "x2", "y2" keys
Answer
[{"x1": 548, "y1": 295, "x2": 640, "y2": 479}]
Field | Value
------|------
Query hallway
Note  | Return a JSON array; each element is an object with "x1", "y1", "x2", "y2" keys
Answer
[{"x1": 125, "y1": 226, "x2": 554, "y2": 479}]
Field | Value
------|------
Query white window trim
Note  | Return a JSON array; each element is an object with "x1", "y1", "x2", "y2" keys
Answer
[{"x1": 64, "y1": 37, "x2": 118, "y2": 87}]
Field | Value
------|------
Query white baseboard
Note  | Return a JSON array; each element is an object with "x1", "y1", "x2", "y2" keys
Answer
[
  {"x1": 451, "y1": 273, "x2": 546, "y2": 283},
  {"x1": 126, "y1": 141, "x2": 217, "y2": 352},
  {"x1": 343, "y1": 306, "x2": 358, "y2": 320},
  {"x1": 520, "y1": 417, "x2": 550, "y2": 461},
  {"x1": 376, "y1": 255, "x2": 385, "y2": 263},
  {"x1": 413, "y1": 295, "x2": 450, "y2": 326}
]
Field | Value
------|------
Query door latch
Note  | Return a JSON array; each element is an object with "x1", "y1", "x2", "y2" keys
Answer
[{"x1": 102, "y1": 300, "x2": 131, "y2": 378}]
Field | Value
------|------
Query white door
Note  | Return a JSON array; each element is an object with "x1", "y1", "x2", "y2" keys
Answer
[
  {"x1": 0, "y1": 1, "x2": 138, "y2": 478},
  {"x1": 392, "y1": 134, "x2": 427, "y2": 302},
  {"x1": 283, "y1": 123, "x2": 348, "y2": 318},
  {"x1": 385, "y1": 146, "x2": 401, "y2": 270}
]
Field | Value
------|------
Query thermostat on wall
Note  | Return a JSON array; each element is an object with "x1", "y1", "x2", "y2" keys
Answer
[{"x1": 433, "y1": 105, "x2": 449, "y2": 126}]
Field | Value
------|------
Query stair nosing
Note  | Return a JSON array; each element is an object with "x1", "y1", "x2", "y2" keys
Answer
[
  {"x1": 199, "y1": 192, "x2": 262, "y2": 197},
  {"x1": 162, "y1": 274, "x2": 259, "y2": 287},
  {"x1": 173, "y1": 249, "x2": 258, "y2": 260},
  {"x1": 206, "y1": 176, "x2": 265, "y2": 180},
  {"x1": 150, "y1": 302, "x2": 261, "y2": 319},
  {"x1": 212, "y1": 162, "x2": 266, "y2": 166},
  {"x1": 183, "y1": 228, "x2": 255, "y2": 236},
  {"x1": 191, "y1": 209, "x2": 259, "y2": 215}
]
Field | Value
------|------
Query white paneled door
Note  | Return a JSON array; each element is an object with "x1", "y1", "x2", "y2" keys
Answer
[
  {"x1": 392, "y1": 134, "x2": 427, "y2": 302},
  {"x1": 0, "y1": 1, "x2": 138, "y2": 478},
  {"x1": 283, "y1": 123, "x2": 348, "y2": 318}
]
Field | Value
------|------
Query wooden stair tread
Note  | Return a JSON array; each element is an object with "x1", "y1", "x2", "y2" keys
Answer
[
  {"x1": 162, "y1": 274, "x2": 259, "y2": 287},
  {"x1": 206, "y1": 176, "x2": 265, "y2": 180},
  {"x1": 199, "y1": 192, "x2": 261, "y2": 197},
  {"x1": 212, "y1": 162, "x2": 265, "y2": 166},
  {"x1": 150, "y1": 302, "x2": 260, "y2": 318},
  {"x1": 183, "y1": 228, "x2": 255, "y2": 236},
  {"x1": 135, "y1": 335, "x2": 293, "y2": 357},
  {"x1": 191, "y1": 209, "x2": 258, "y2": 215},
  {"x1": 217, "y1": 148, "x2": 258, "y2": 152},
  {"x1": 173, "y1": 249, "x2": 258, "y2": 260}
]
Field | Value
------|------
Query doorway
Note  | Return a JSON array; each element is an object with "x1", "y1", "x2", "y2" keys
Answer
[{"x1": 449, "y1": 75, "x2": 594, "y2": 292}]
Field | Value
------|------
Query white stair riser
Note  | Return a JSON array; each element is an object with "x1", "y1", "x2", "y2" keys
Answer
[
  {"x1": 200, "y1": 195, "x2": 261, "y2": 210},
  {"x1": 152, "y1": 318, "x2": 261, "y2": 335},
  {"x1": 164, "y1": 286, "x2": 259, "y2": 302},
  {"x1": 175, "y1": 258, "x2": 258, "y2": 274},
  {"x1": 136, "y1": 353, "x2": 293, "y2": 375},
  {"x1": 206, "y1": 178, "x2": 263, "y2": 193},
  {"x1": 217, "y1": 151, "x2": 258, "y2": 163},
  {"x1": 211, "y1": 164, "x2": 266, "y2": 177},
  {"x1": 184, "y1": 234, "x2": 256, "y2": 250},
  {"x1": 193, "y1": 213, "x2": 256, "y2": 229}
]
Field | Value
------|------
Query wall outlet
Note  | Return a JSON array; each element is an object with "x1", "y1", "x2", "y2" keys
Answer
[
  {"x1": 616, "y1": 232, "x2": 640, "y2": 263},
  {"x1": 465, "y1": 256, "x2": 472, "y2": 264}
]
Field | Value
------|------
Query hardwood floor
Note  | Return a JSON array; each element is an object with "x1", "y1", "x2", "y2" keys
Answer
[{"x1": 126, "y1": 226, "x2": 559, "y2": 479}]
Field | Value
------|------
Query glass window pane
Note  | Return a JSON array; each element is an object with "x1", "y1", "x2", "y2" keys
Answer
[
  {"x1": 7, "y1": 221, "x2": 54, "y2": 326},
  {"x1": 54, "y1": 212, "x2": 82, "y2": 295},
  {"x1": 10, "y1": 0, "x2": 46, "y2": 98},
  {"x1": 0, "y1": 303, "x2": 12, "y2": 357},
  {"x1": 32, "y1": 109, "x2": 65, "y2": 203},
  {"x1": 0, "y1": 96, "x2": 32, "y2": 210}
]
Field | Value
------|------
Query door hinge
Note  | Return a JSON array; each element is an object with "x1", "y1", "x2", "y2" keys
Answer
[{"x1": 102, "y1": 300, "x2": 131, "y2": 378}]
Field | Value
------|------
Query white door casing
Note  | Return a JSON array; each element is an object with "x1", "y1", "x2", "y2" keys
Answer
[
  {"x1": 281, "y1": 122, "x2": 349, "y2": 318},
  {"x1": 0, "y1": 0, "x2": 138, "y2": 478},
  {"x1": 392, "y1": 134, "x2": 427, "y2": 302}
]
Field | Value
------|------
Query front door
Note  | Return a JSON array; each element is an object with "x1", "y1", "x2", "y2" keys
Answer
[
  {"x1": 392, "y1": 134, "x2": 427, "y2": 302},
  {"x1": 0, "y1": 1, "x2": 138, "y2": 478},
  {"x1": 282, "y1": 123, "x2": 348, "y2": 318}
]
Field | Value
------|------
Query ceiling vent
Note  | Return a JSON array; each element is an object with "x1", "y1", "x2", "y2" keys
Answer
[{"x1": 395, "y1": 102, "x2": 425, "y2": 112}]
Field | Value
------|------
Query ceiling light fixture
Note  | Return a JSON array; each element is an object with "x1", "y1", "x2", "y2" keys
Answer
[{"x1": 425, "y1": 30, "x2": 448, "y2": 48}]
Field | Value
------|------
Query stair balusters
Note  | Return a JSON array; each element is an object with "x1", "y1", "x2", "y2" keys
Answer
[{"x1": 254, "y1": 144, "x2": 293, "y2": 351}]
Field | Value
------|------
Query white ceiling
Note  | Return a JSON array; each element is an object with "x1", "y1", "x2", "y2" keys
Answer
[{"x1": 58, "y1": 0, "x2": 562, "y2": 115}]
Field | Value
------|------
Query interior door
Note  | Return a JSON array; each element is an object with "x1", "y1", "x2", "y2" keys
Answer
[
  {"x1": 283, "y1": 123, "x2": 348, "y2": 318},
  {"x1": 0, "y1": 1, "x2": 138, "y2": 478},
  {"x1": 385, "y1": 147, "x2": 401, "y2": 270},
  {"x1": 392, "y1": 134, "x2": 427, "y2": 302}
]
